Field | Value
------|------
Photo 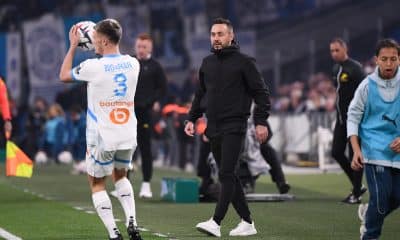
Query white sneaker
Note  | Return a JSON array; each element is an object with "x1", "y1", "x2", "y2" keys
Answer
[
  {"x1": 139, "y1": 182, "x2": 153, "y2": 198},
  {"x1": 229, "y1": 219, "x2": 257, "y2": 236},
  {"x1": 358, "y1": 203, "x2": 368, "y2": 236},
  {"x1": 196, "y1": 218, "x2": 221, "y2": 237}
]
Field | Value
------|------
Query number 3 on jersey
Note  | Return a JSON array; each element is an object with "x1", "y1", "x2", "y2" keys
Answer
[
  {"x1": 111, "y1": 73, "x2": 129, "y2": 124},
  {"x1": 113, "y1": 73, "x2": 127, "y2": 97}
]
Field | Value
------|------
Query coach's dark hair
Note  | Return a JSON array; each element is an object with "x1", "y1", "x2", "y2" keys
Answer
[
  {"x1": 95, "y1": 19, "x2": 122, "y2": 44},
  {"x1": 330, "y1": 37, "x2": 347, "y2": 48},
  {"x1": 375, "y1": 38, "x2": 400, "y2": 56},
  {"x1": 212, "y1": 17, "x2": 233, "y2": 32}
]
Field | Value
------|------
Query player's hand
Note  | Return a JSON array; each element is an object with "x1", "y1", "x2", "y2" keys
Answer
[
  {"x1": 390, "y1": 137, "x2": 400, "y2": 153},
  {"x1": 184, "y1": 121, "x2": 195, "y2": 137},
  {"x1": 255, "y1": 125, "x2": 268, "y2": 144},
  {"x1": 351, "y1": 150, "x2": 364, "y2": 170},
  {"x1": 69, "y1": 25, "x2": 80, "y2": 48},
  {"x1": 4, "y1": 120, "x2": 12, "y2": 139}
]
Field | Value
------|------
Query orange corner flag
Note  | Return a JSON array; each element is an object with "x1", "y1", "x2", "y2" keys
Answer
[{"x1": 6, "y1": 140, "x2": 33, "y2": 178}]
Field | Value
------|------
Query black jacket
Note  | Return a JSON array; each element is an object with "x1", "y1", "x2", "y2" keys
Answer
[
  {"x1": 188, "y1": 45, "x2": 270, "y2": 136},
  {"x1": 332, "y1": 58, "x2": 365, "y2": 124},
  {"x1": 134, "y1": 57, "x2": 167, "y2": 108}
]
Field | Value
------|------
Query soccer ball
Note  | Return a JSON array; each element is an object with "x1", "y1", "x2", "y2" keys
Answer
[{"x1": 76, "y1": 21, "x2": 95, "y2": 51}]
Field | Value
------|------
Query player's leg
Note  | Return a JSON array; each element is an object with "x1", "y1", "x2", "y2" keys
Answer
[
  {"x1": 331, "y1": 121, "x2": 353, "y2": 180},
  {"x1": 331, "y1": 121, "x2": 359, "y2": 203},
  {"x1": 386, "y1": 168, "x2": 400, "y2": 216},
  {"x1": 113, "y1": 149, "x2": 142, "y2": 240},
  {"x1": 348, "y1": 142, "x2": 366, "y2": 198},
  {"x1": 87, "y1": 146, "x2": 121, "y2": 239},
  {"x1": 260, "y1": 142, "x2": 290, "y2": 194},
  {"x1": 136, "y1": 107, "x2": 153, "y2": 198},
  {"x1": 362, "y1": 164, "x2": 391, "y2": 240},
  {"x1": 113, "y1": 149, "x2": 137, "y2": 226}
]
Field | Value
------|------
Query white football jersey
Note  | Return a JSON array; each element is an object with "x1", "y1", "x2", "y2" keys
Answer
[{"x1": 71, "y1": 54, "x2": 139, "y2": 151}]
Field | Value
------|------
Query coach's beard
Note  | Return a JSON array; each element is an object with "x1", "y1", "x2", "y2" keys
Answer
[{"x1": 213, "y1": 42, "x2": 223, "y2": 49}]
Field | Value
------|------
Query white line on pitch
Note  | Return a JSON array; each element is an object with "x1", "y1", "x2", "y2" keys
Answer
[
  {"x1": 153, "y1": 232, "x2": 168, "y2": 237},
  {"x1": 0, "y1": 227, "x2": 23, "y2": 240}
]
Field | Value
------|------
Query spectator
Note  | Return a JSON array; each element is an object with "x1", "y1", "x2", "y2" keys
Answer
[{"x1": 38, "y1": 103, "x2": 66, "y2": 162}]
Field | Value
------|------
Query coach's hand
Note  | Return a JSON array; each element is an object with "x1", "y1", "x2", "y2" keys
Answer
[
  {"x1": 390, "y1": 137, "x2": 400, "y2": 153},
  {"x1": 351, "y1": 150, "x2": 364, "y2": 170},
  {"x1": 255, "y1": 125, "x2": 268, "y2": 144},
  {"x1": 69, "y1": 25, "x2": 80, "y2": 48},
  {"x1": 184, "y1": 121, "x2": 195, "y2": 137}
]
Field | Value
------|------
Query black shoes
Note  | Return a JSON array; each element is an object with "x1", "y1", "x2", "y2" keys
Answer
[
  {"x1": 341, "y1": 186, "x2": 367, "y2": 204},
  {"x1": 127, "y1": 220, "x2": 142, "y2": 240},
  {"x1": 358, "y1": 186, "x2": 368, "y2": 197},
  {"x1": 109, "y1": 221, "x2": 143, "y2": 240},
  {"x1": 277, "y1": 182, "x2": 291, "y2": 194},
  {"x1": 341, "y1": 193, "x2": 362, "y2": 204}
]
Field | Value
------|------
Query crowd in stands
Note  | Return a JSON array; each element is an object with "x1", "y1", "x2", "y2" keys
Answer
[
  {"x1": 271, "y1": 57, "x2": 377, "y2": 113},
  {"x1": 11, "y1": 96, "x2": 86, "y2": 164},
  {"x1": 272, "y1": 72, "x2": 336, "y2": 113}
]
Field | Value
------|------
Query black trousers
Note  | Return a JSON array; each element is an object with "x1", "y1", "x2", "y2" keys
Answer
[
  {"x1": 197, "y1": 137, "x2": 212, "y2": 179},
  {"x1": 331, "y1": 120, "x2": 363, "y2": 196},
  {"x1": 260, "y1": 142, "x2": 286, "y2": 184},
  {"x1": 135, "y1": 106, "x2": 153, "y2": 182},
  {"x1": 210, "y1": 132, "x2": 251, "y2": 223}
]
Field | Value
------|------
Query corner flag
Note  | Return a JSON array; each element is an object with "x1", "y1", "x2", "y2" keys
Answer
[{"x1": 6, "y1": 140, "x2": 33, "y2": 178}]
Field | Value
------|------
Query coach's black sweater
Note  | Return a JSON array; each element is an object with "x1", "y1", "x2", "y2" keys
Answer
[
  {"x1": 188, "y1": 45, "x2": 271, "y2": 136},
  {"x1": 332, "y1": 58, "x2": 365, "y2": 124},
  {"x1": 134, "y1": 57, "x2": 167, "y2": 108}
]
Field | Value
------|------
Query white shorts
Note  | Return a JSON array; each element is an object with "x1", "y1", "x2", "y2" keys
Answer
[{"x1": 86, "y1": 138, "x2": 135, "y2": 178}]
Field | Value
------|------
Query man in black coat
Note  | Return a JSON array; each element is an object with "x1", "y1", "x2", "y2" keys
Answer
[
  {"x1": 184, "y1": 18, "x2": 270, "y2": 238},
  {"x1": 134, "y1": 33, "x2": 167, "y2": 198},
  {"x1": 330, "y1": 38, "x2": 366, "y2": 204}
]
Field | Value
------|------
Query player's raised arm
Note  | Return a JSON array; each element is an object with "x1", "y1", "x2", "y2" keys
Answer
[{"x1": 59, "y1": 25, "x2": 80, "y2": 82}]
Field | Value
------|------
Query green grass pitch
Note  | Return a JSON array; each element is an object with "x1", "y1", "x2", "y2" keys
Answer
[{"x1": 0, "y1": 164, "x2": 399, "y2": 239}]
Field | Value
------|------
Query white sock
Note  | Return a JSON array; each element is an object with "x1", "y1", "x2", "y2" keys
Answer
[
  {"x1": 115, "y1": 177, "x2": 137, "y2": 227},
  {"x1": 92, "y1": 191, "x2": 119, "y2": 238}
]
